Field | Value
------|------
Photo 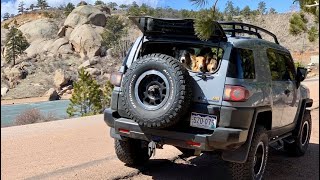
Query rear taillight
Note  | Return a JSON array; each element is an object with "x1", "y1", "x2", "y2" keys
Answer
[
  {"x1": 223, "y1": 85, "x2": 250, "y2": 102},
  {"x1": 110, "y1": 72, "x2": 123, "y2": 87}
]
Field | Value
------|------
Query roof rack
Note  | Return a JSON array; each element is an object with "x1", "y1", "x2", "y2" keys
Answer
[{"x1": 218, "y1": 21, "x2": 279, "y2": 44}]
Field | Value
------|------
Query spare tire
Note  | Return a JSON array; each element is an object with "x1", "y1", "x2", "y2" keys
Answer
[{"x1": 121, "y1": 53, "x2": 191, "y2": 128}]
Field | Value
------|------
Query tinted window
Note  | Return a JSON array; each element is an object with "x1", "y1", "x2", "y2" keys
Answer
[
  {"x1": 267, "y1": 49, "x2": 296, "y2": 81},
  {"x1": 227, "y1": 48, "x2": 255, "y2": 79}
]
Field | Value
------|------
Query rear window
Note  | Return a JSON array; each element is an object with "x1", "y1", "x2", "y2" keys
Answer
[{"x1": 227, "y1": 48, "x2": 255, "y2": 79}]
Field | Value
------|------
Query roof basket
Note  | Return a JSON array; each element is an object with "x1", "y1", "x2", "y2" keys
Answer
[{"x1": 218, "y1": 21, "x2": 279, "y2": 44}]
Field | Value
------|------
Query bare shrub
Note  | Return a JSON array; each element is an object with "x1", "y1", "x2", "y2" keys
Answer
[{"x1": 14, "y1": 108, "x2": 58, "y2": 125}]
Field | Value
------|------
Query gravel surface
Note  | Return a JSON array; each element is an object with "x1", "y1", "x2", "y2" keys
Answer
[{"x1": 1, "y1": 81, "x2": 319, "y2": 180}]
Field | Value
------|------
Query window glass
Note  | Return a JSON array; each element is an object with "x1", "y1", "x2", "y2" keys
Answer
[
  {"x1": 267, "y1": 48, "x2": 296, "y2": 81},
  {"x1": 227, "y1": 48, "x2": 255, "y2": 79}
]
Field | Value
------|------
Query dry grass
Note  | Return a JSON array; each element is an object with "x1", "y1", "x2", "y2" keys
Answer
[{"x1": 14, "y1": 108, "x2": 58, "y2": 126}]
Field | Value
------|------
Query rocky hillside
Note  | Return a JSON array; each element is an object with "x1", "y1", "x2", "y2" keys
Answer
[{"x1": 0, "y1": 6, "x2": 318, "y2": 100}]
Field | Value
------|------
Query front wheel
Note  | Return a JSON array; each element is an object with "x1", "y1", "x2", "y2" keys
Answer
[
  {"x1": 229, "y1": 127, "x2": 269, "y2": 180},
  {"x1": 114, "y1": 139, "x2": 150, "y2": 166}
]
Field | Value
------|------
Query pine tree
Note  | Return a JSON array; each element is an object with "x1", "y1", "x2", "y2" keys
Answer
[
  {"x1": 289, "y1": 12, "x2": 308, "y2": 35},
  {"x1": 101, "y1": 15, "x2": 127, "y2": 48},
  {"x1": 241, "y1": 5, "x2": 251, "y2": 18},
  {"x1": 269, "y1": 8, "x2": 277, "y2": 14},
  {"x1": 95, "y1": 0, "x2": 106, "y2": 6},
  {"x1": 307, "y1": 26, "x2": 318, "y2": 42},
  {"x1": 258, "y1": 1, "x2": 267, "y2": 15},
  {"x1": 5, "y1": 27, "x2": 29, "y2": 66},
  {"x1": 3, "y1": 13, "x2": 10, "y2": 20},
  {"x1": 37, "y1": 0, "x2": 49, "y2": 10},
  {"x1": 101, "y1": 81, "x2": 114, "y2": 108},
  {"x1": 64, "y1": 3, "x2": 75, "y2": 16},
  {"x1": 29, "y1": 4, "x2": 35, "y2": 11},
  {"x1": 67, "y1": 68, "x2": 103, "y2": 117},
  {"x1": 18, "y1": 1, "x2": 25, "y2": 14}
]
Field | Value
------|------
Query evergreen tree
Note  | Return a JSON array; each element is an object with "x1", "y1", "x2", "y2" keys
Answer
[
  {"x1": 289, "y1": 12, "x2": 308, "y2": 35},
  {"x1": 224, "y1": 1, "x2": 235, "y2": 20},
  {"x1": 18, "y1": 1, "x2": 25, "y2": 14},
  {"x1": 101, "y1": 81, "x2": 114, "y2": 108},
  {"x1": 10, "y1": 14, "x2": 15, "y2": 18},
  {"x1": 37, "y1": 0, "x2": 49, "y2": 10},
  {"x1": 101, "y1": 15, "x2": 127, "y2": 48},
  {"x1": 119, "y1": 4, "x2": 128, "y2": 9},
  {"x1": 5, "y1": 27, "x2": 29, "y2": 66},
  {"x1": 241, "y1": 5, "x2": 251, "y2": 18},
  {"x1": 67, "y1": 68, "x2": 103, "y2": 117},
  {"x1": 77, "y1": 1, "x2": 88, "y2": 6},
  {"x1": 269, "y1": 7, "x2": 277, "y2": 14},
  {"x1": 3, "y1": 13, "x2": 10, "y2": 20},
  {"x1": 95, "y1": 0, "x2": 106, "y2": 6},
  {"x1": 107, "y1": 2, "x2": 118, "y2": 10},
  {"x1": 29, "y1": 4, "x2": 35, "y2": 11},
  {"x1": 64, "y1": 3, "x2": 75, "y2": 16},
  {"x1": 258, "y1": 1, "x2": 267, "y2": 15},
  {"x1": 307, "y1": 26, "x2": 318, "y2": 42}
]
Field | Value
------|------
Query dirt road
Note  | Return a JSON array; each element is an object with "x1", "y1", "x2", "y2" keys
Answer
[{"x1": 1, "y1": 81, "x2": 319, "y2": 180}]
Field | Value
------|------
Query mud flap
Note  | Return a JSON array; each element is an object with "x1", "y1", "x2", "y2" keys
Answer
[{"x1": 221, "y1": 107, "x2": 269, "y2": 163}]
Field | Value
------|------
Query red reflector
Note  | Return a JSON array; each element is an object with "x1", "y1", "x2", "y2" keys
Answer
[
  {"x1": 223, "y1": 85, "x2": 250, "y2": 102},
  {"x1": 119, "y1": 128, "x2": 130, "y2": 134},
  {"x1": 186, "y1": 141, "x2": 201, "y2": 147}
]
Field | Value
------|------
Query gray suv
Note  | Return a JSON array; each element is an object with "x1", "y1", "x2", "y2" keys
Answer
[{"x1": 104, "y1": 17, "x2": 313, "y2": 180}]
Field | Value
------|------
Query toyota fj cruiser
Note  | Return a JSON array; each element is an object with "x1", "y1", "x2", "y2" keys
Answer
[{"x1": 104, "y1": 16, "x2": 313, "y2": 180}]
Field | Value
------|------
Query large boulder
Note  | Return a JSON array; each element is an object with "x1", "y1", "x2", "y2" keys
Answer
[
  {"x1": 25, "y1": 39, "x2": 55, "y2": 57},
  {"x1": 54, "y1": 69, "x2": 70, "y2": 88},
  {"x1": 4, "y1": 67, "x2": 22, "y2": 81},
  {"x1": 95, "y1": 5, "x2": 111, "y2": 15},
  {"x1": 44, "y1": 88, "x2": 60, "y2": 101},
  {"x1": 64, "y1": 5, "x2": 106, "y2": 28},
  {"x1": 58, "y1": 44, "x2": 73, "y2": 54},
  {"x1": 69, "y1": 24, "x2": 104, "y2": 58},
  {"x1": 18, "y1": 19, "x2": 59, "y2": 42},
  {"x1": 47, "y1": 38, "x2": 69, "y2": 54},
  {"x1": 88, "y1": 12, "x2": 107, "y2": 27}
]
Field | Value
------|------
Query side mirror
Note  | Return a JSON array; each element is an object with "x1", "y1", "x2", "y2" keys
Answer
[{"x1": 296, "y1": 67, "x2": 307, "y2": 82}]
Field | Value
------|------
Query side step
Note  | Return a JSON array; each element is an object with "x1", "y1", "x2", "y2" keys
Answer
[{"x1": 269, "y1": 133, "x2": 293, "y2": 150}]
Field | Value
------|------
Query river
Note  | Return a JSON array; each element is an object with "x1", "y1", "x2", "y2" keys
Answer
[{"x1": 1, "y1": 100, "x2": 70, "y2": 127}]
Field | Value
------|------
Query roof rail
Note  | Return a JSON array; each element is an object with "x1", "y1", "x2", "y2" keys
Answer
[{"x1": 218, "y1": 21, "x2": 279, "y2": 44}]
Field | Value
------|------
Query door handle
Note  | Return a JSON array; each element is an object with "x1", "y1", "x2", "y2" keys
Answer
[{"x1": 284, "y1": 89, "x2": 291, "y2": 95}]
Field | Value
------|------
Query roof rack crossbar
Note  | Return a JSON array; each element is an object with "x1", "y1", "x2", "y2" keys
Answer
[{"x1": 218, "y1": 21, "x2": 279, "y2": 44}]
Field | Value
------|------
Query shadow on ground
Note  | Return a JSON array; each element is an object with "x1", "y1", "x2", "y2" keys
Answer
[{"x1": 133, "y1": 143, "x2": 319, "y2": 180}]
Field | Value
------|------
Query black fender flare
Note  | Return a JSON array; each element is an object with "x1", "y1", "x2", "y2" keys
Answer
[
  {"x1": 221, "y1": 106, "x2": 271, "y2": 163},
  {"x1": 292, "y1": 98, "x2": 313, "y2": 137}
]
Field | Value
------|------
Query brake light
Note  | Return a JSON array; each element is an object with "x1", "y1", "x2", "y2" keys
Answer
[
  {"x1": 223, "y1": 85, "x2": 250, "y2": 102},
  {"x1": 186, "y1": 141, "x2": 201, "y2": 147},
  {"x1": 110, "y1": 72, "x2": 123, "y2": 87},
  {"x1": 119, "y1": 128, "x2": 130, "y2": 134}
]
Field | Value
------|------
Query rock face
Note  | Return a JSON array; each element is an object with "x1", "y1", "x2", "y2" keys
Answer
[
  {"x1": 64, "y1": 5, "x2": 106, "y2": 28},
  {"x1": 53, "y1": 69, "x2": 70, "y2": 88},
  {"x1": 18, "y1": 19, "x2": 59, "y2": 42},
  {"x1": 69, "y1": 24, "x2": 104, "y2": 58},
  {"x1": 48, "y1": 38, "x2": 69, "y2": 54},
  {"x1": 44, "y1": 88, "x2": 59, "y2": 101},
  {"x1": 25, "y1": 39, "x2": 55, "y2": 57}
]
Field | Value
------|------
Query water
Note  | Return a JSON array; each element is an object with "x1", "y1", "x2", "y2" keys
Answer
[{"x1": 1, "y1": 100, "x2": 70, "y2": 127}]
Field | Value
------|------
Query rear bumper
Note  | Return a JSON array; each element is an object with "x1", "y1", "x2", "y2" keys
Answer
[{"x1": 104, "y1": 108, "x2": 249, "y2": 151}]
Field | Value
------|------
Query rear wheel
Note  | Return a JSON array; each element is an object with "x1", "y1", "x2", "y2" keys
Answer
[
  {"x1": 284, "y1": 110, "x2": 311, "y2": 156},
  {"x1": 114, "y1": 139, "x2": 150, "y2": 166},
  {"x1": 229, "y1": 127, "x2": 269, "y2": 180}
]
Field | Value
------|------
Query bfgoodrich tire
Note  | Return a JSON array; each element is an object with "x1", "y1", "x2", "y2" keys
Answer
[
  {"x1": 284, "y1": 110, "x2": 312, "y2": 156},
  {"x1": 121, "y1": 53, "x2": 191, "y2": 128},
  {"x1": 114, "y1": 139, "x2": 149, "y2": 166},
  {"x1": 229, "y1": 127, "x2": 269, "y2": 180}
]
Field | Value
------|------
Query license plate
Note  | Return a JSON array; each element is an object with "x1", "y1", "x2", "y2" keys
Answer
[{"x1": 190, "y1": 112, "x2": 217, "y2": 130}]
